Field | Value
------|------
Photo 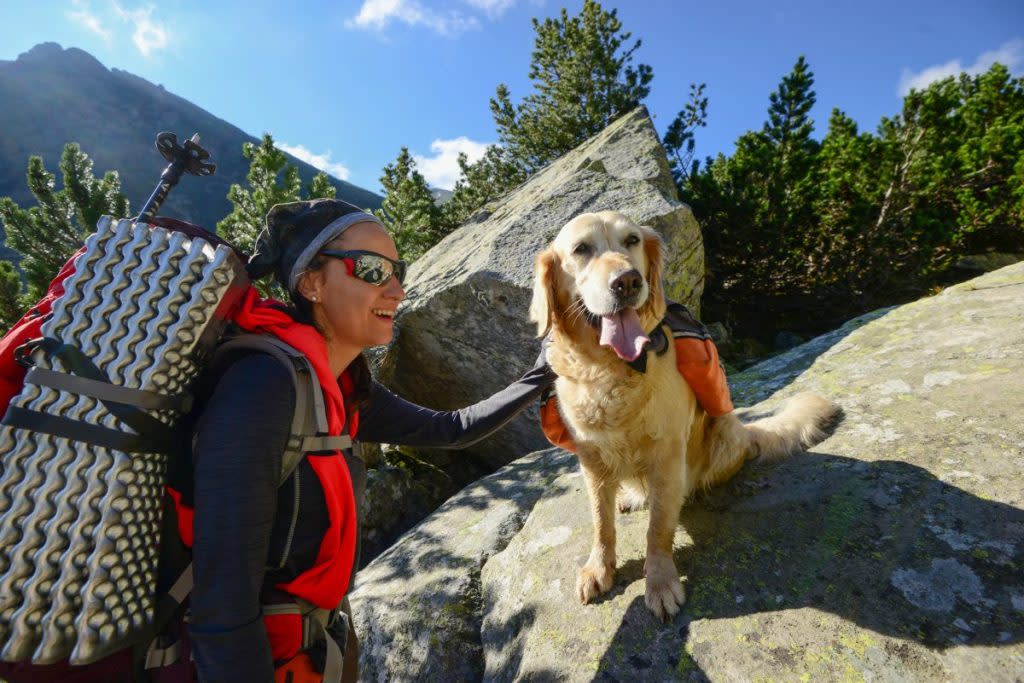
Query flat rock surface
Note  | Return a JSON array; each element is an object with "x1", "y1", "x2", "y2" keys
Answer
[{"x1": 356, "y1": 263, "x2": 1024, "y2": 682}]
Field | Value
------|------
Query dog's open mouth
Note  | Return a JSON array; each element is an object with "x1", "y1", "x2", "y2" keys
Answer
[{"x1": 583, "y1": 305, "x2": 649, "y2": 362}]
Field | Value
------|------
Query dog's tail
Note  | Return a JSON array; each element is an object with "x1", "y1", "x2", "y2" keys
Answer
[
  {"x1": 695, "y1": 392, "x2": 842, "y2": 489},
  {"x1": 744, "y1": 392, "x2": 843, "y2": 461}
]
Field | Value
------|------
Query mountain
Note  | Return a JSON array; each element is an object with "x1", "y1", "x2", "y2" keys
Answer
[
  {"x1": 430, "y1": 187, "x2": 453, "y2": 205},
  {"x1": 0, "y1": 43, "x2": 382, "y2": 241}
]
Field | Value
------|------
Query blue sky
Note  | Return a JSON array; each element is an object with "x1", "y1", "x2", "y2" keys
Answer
[{"x1": 1, "y1": 0, "x2": 1022, "y2": 193}]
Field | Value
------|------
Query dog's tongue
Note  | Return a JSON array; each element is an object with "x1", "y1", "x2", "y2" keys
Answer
[{"x1": 599, "y1": 309, "x2": 649, "y2": 361}]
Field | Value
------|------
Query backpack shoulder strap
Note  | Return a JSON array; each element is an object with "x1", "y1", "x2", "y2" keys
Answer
[{"x1": 211, "y1": 333, "x2": 352, "y2": 485}]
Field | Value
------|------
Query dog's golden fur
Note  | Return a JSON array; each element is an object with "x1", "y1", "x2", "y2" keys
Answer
[{"x1": 531, "y1": 211, "x2": 841, "y2": 620}]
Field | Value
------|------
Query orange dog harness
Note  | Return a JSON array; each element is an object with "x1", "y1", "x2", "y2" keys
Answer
[{"x1": 540, "y1": 303, "x2": 734, "y2": 453}]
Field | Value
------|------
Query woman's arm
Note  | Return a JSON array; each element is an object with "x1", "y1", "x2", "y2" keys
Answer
[
  {"x1": 189, "y1": 353, "x2": 295, "y2": 682},
  {"x1": 357, "y1": 346, "x2": 556, "y2": 449}
]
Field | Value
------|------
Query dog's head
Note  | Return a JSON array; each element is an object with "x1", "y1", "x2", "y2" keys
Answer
[{"x1": 530, "y1": 211, "x2": 666, "y2": 361}]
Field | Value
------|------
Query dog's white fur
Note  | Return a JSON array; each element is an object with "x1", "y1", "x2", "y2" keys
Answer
[{"x1": 531, "y1": 211, "x2": 841, "y2": 620}]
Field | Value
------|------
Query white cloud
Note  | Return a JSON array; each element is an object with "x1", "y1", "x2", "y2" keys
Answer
[
  {"x1": 113, "y1": 2, "x2": 170, "y2": 57},
  {"x1": 899, "y1": 38, "x2": 1024, "y2": 95},
  {"x1": 464, "y1": 0, "x2": 516, "y2": 17},
  {"x1": 346, "y1": 0, "x2": 479, "y2": 36},
  {"x1": 68, "y1": 1, "x2": 112, "y2": 41},
  {"x1": 413, "y1": 137, "x2": 490, "y2": 190},
  {"x1": 279, "y1": 143, "x2": 352, "y2": 181}
]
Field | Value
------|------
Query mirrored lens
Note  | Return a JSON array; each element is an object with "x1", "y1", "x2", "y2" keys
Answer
[{"x1": 353, "y1": 255, "x2": 392, "y2": 285}]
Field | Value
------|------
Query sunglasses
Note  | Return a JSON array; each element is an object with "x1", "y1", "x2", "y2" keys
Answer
[{"x1": 319, "y1": 249, "x2": 407, "y2": 287}]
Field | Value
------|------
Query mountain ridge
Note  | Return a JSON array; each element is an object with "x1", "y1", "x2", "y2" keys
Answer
[{"x1": 0, "y1": 43, "x2": 382, "y2": 246}]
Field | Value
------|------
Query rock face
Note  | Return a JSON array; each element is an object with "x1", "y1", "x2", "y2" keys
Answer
[
  {"x1": 351, "y1": 263, "x2": 1024, "y2": 682},
  {"x1": 350, "y1": 448, "x2": 576, "y2": 682},
  {"x1": 375, "y1": 106, "x2": 704, "y2": 471}
]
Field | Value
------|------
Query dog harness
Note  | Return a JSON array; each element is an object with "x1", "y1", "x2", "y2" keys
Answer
[{"x1": 540, "y1": 302, "x2": 735, "y2": 453}]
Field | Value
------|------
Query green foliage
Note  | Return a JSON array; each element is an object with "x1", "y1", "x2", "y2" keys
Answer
[
  {"x1": 0, "y1": 143, "x2": 130, "y2": 319},
  {"x1": 374, "y1": 147, "x2": 444, "y2": 262},
  {"x1": 663, "y1": 83, "x2": 708, "y2": 189},
  {"x1": 217, "y1": 133, "x2": 335, "y2": 254},
  {"x1": 0, "y1": 262, "x2": 23, "y2": 330},
  {"x1": 441, "y1": 145, "x2": 527, "y2": 230},
  {"x1": 440, "y1": 0, "x2": 688, "y2": 227},
  {"x1": 686, "y1": 60, "x2": 1024, "y2": 338},
  {"x1": 490, "y1": 0, "x2": 653, "y2": 173}
]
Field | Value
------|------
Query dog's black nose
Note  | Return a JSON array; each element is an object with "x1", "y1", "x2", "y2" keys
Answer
[{"x1": 611, "y1": 269, "x2": 643, "y2": 299}]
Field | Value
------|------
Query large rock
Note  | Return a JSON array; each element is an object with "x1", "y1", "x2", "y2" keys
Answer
[
  {"x1": 353, "y1": 263, "x2": 1024, "y2": 682},
  {"x1": 350, "y1": 448, "x2": 576, "y2": 682},
  {"x1": 376, "y1": 106, "x2": 704, "y2": 472}
]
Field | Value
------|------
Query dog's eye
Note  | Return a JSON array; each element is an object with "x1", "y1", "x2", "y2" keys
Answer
[
  {"x1": 573, "y1": 243, "x2": 591, "y2": 256},
  {"x1": 624, "y1": 234, "x2": 640, "y2": 248}
]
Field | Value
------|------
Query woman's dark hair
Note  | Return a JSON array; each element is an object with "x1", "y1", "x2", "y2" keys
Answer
[{"x1": 274, "y1": 254, "x2": 374, "y2": 409}]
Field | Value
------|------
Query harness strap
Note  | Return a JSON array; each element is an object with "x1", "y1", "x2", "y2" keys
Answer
[
  {"x1": 212, "y1": 333, "x2": 340, "y2": 483},
  {"x1": 142, "y1": 563, "x2": 194, "y2": 670},
  {"x1": 1, "y1": 337, "x2": 181, "y2": 454},
  {"x1": 144, "y1": 638, "x2": 181, "y2": 669},
  {"x1": 296, "y1": 434, "x2": 353, "y2": 453},
  {"x1": 262, "y1": 599, "x2": 346, "y2": 683},
  {"x1": 25, "y1": 366, "x2": 193, "y2": 412}
]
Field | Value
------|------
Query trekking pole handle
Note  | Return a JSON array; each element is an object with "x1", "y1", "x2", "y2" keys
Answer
[{"x1": 136, "y1": 132, "x2": 216, "y2": 225}]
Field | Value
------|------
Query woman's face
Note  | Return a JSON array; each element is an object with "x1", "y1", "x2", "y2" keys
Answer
[{"x1": 298, "y1": 221, "x2": 406, "y2": 351}]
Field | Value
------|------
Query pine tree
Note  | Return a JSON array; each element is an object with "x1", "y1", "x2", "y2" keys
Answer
[
  {"x1": 217, "y1": 133, "x2": 336, "y2": 254},
  {"x1": 441, "y1": 145, "x2": 527, "y2": 230},
  {"x1": 663, "y1": 83, "x2": 709, "y2": 189},
  {"x1": 374, "y1": 147, "x2": 443, "y2": 262},
  {"x1": 490, "y1": 0, "x2": 653, "y2": 174},
  {"x1": 762, "y1": 55, "x2": 820, "y2": 241},
  {"x1": 445, "y1": 1, "x2": 709, "y2": 230},
  {"x1": 0, "y1": 143, "x2": 130, "y2": 311},
  {"x1": 0, "y1": 262, "x2": 23, "y2": 329}
]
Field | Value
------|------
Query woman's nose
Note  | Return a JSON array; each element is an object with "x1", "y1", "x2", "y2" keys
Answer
[{"x1": 385, "y1": 276, "x2": 405, "y2": 301}]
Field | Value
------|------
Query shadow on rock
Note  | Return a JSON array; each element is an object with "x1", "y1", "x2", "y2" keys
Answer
[
  {"x1": 593, "y1": 451, "x2": 1024, "y2": 681},
  {"x1": 352, "y1": 449, "x2": 577, "y2": 683}
]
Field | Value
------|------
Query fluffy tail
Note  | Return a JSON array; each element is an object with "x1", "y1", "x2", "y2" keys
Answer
[
  {"x1": 694, "y1": 392, "x2": 842, "y2": 489},
  {"x1": 744, "y1": 392, "x2": 843, "y2": 461}
]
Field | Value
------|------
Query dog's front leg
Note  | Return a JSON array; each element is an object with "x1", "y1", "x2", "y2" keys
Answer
[
  {"x1": 644, "y1": 448, "x2": 687, "y2": 621},
  {"x1": 576, "y1": 458, "x2": 617, "y2": 603}
]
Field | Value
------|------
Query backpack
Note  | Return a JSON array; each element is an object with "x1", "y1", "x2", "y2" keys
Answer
[{"x1": 0, "y1": 215, "x2": 352, "y2": 680}]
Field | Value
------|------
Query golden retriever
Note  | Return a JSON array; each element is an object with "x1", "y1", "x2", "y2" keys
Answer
[{"x1": 530, "y1": 211, "x2": 841, "y2": 620}]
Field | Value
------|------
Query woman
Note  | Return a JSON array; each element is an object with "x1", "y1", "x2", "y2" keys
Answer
[{"x1": 172, "y1": 199, "x2": 555, "y2": 683}]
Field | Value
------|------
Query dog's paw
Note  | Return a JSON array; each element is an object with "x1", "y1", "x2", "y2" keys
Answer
[
  {"x1": 576, "y1": 562, "x2": 615, "y2": 603},
  {"x1": 644, "y1": 555, "x2": 685, "y2": 621}
]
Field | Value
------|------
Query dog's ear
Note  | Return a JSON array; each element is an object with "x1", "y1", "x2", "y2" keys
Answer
[
  {"x1": 530, "y1": 248, "x2": 560, "y2": 337},
  {"x1": 639, "y1": 228, "x2": 666, "y2": 319}
]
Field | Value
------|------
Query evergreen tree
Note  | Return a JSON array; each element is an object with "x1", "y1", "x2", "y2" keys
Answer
[
  {"x1": 807, "y1": 108, "x2": 883, "y2": 292},
  {"x1": 0, "y1": 143, "x2": 129, "y2": 310},
  {"x1": 762, "y1": 55, "x2": 820, "y2": 247},
  {"x1": 441, "y1": 145, "x2": 527, "y2": 230},
  {"x1": 374, "y1": 147, "x2": 443, "y2": 262},
  {"x1": 663, "y1": 82, "x2": 709, "y2": 190},
  {"x1": 217, "y1": 133, "x2": 335, "y2": 254},
  {"x1": 687, "y1": 60, "x2": 1024, "y2": 342},
  {"x1": 490, "y1": 0, "x2": 653, "y2": 174},
  {"x1": 445, "y1": 0, "x2": 709, "y2": 229},
  {"x1": 0, "y1": 262, "x2": 23, "y2": 329}
]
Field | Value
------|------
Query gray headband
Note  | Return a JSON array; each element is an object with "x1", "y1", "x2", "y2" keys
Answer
[{"x1": 287, "y1": 211, "x2": 384, "y2": 291}]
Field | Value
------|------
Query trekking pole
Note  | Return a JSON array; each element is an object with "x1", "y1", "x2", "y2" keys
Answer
[{"x1": 135, "y1": 132, "x2": 216, "y2": 225}]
